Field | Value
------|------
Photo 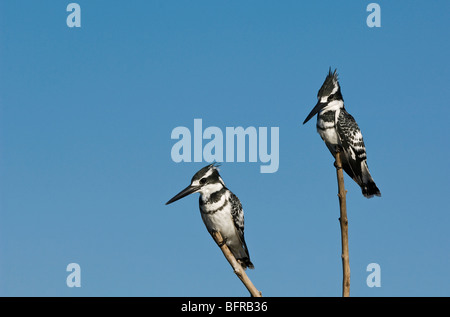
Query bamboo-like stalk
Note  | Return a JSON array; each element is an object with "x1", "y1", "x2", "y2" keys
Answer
[
  {"x1": 211, "y1": 231, "x2": 262, "y2": 297},
  {"x1": 335, "y1": 151, "x2": 350, "y2": 297}
]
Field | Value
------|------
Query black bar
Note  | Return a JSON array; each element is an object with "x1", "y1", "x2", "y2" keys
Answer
[{"x1": 0, "y1": 297, "x2": 448, "y2": 314}]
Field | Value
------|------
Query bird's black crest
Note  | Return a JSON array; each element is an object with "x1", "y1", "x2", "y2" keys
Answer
[
  {"x1": 191, "y1": 163, "x2": 221, "y2": 182},
  {"x1": 317, "y1": 68, "x2": 339, "y2": 98}
]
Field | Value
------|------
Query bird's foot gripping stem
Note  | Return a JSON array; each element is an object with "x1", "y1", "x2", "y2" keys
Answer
[
  {"x1": 334, "y1": 160, "x2": 343, "y2": 170},
  {"x1": 213, "y1": 231, "x2": 228, "y2": 247},
  {"x1": 334, "y1": 145, "x2": 343, "y2": 154},
  {"x1": 334, "y1": 146, "x2": 343, "y2": 170}
]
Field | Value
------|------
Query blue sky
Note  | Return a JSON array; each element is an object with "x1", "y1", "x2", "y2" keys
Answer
[{"x1": 0, "y1": 1, "x2": 449, "y2": 296}]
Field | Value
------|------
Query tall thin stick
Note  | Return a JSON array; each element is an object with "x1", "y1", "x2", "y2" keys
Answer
[
  {"x1": 212, "y1": 231, "x2": 262, "y2": 297},
  {"x1": 335, "y1": 151, "x2": 350, "y2": 297}
]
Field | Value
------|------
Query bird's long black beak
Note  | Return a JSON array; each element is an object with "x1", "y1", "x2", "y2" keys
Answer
[
  {"x1": 165, "y1": 184, "x2": 200, "y2": 205},
  {"x1": 303, "y1": 101, "x2": 327, "y2": 124}
]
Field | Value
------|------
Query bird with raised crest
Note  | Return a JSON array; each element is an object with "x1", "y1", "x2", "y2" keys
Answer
[
  {"x1": 303, "y1": 68, "x2": 381, "y2": 198},
  {"x1": 166, "y1": 163, "x2": 254, "y2": 269}
]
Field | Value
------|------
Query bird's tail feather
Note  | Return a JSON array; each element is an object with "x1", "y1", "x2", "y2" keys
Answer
[
  {"x1": 341, "y1": 157, "x2": 381, "y2": 199},
  {"x1": 362, "y1": 180, "x2": 381, "y2": 198},
  {"x1": 233, "y1": 242, "x2": 254, "y2": 270},
  {"x1": 238, "y1": 257, "x2": 254, "y2": 270}
]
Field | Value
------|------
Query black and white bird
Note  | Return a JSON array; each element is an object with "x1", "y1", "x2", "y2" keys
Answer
[
  {"x1": 303, "y1": 68, "x2": 381, "y2": 198},
  {"x1": 166, "y1": 163, "x2": 254, "y2": 269}
]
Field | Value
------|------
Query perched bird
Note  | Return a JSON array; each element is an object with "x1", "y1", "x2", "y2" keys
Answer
[
  {"x1": 303, "y1": 68, "x2": 381, "y2": 198},
  {"x1": 166, "y1": 163, "x2": 254, "y2": 269}
]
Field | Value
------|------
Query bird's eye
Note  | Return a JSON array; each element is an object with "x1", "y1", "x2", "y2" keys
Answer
[
  {"x1": 328, "y1": 94, "x2": 334, "y2": 101},
  {"x1": 199, "y1": 178, "x2": 207, "y2": 185}
]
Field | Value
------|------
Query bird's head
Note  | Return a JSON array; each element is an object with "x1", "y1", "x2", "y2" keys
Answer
[
  {"x1": 165, "y1": 163, "x2": 225, "y2": 205},
  {"x1": 303, "y1": 68, "x2": 344, "y2": 124}
]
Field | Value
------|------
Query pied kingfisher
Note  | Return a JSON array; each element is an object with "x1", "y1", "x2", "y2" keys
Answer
[
  {"x1": 303, "y1": 68, "x2": 381, "y2": 198},
  {"x1": 166, "y1": 163, "x2": 254, "y2": 269}
]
